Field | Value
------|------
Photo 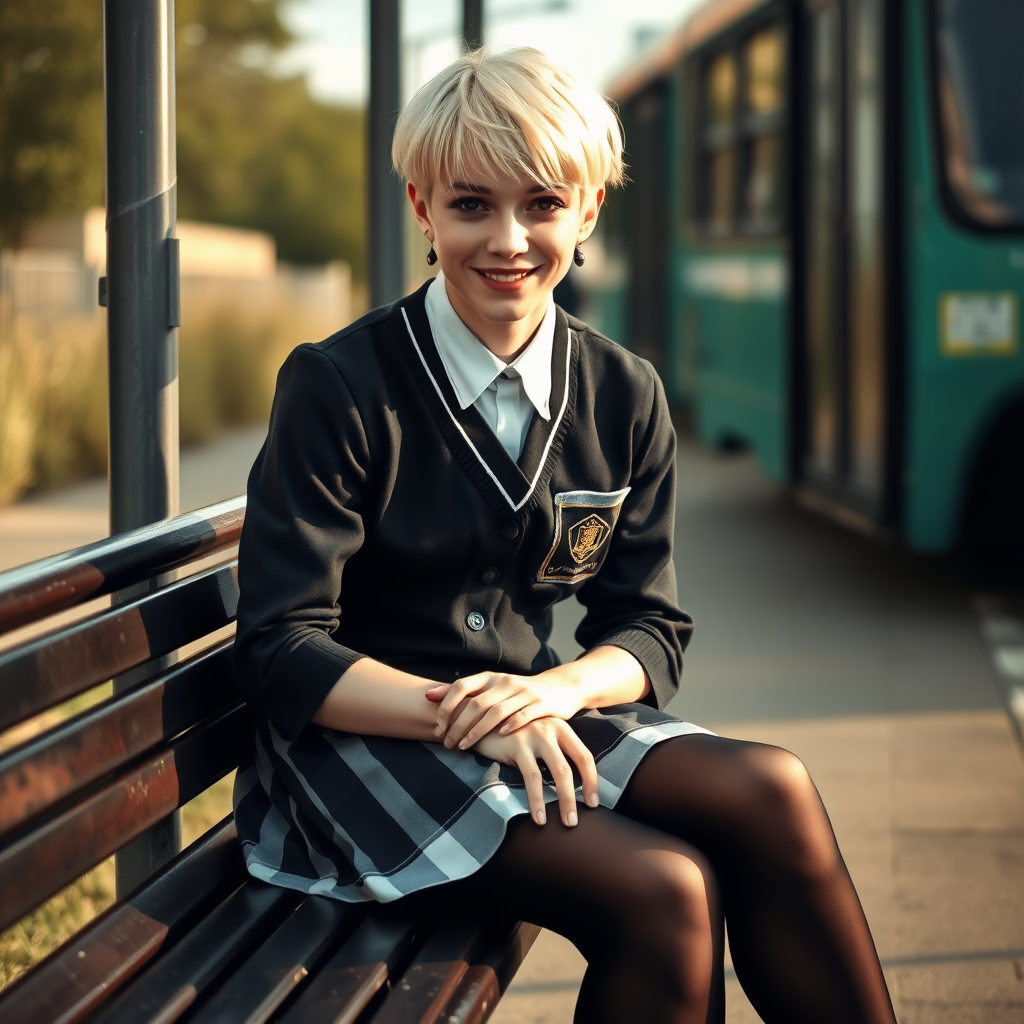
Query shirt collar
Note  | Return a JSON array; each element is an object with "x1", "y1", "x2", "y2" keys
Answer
[{"x1": 424, "y1": 272, "x2": 553, "y2": 421}]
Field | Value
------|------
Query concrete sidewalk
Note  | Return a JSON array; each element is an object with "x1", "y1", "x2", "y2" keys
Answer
[
  {"x1": 2, "y1": 429, "x2": 1022, "y2": 1022},
  {"x1": 0, "y1": 426, "x2": 267, "y2": 574},
  {"x1": 495, "y1": 442, "x2": 1024, "y2": 1024}
]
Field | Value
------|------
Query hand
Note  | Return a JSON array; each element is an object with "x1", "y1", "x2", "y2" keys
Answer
[
  {"x1": 473, "y1": 718, "x2": 600, "y2": 827},
  {"x1": 427, "y1": 670, "x2": 582, "y2": 751}
]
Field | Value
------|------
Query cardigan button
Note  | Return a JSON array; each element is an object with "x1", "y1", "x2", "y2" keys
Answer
[
  {"x1": 502, "y1": 522, "x2": 520, "y2": 539},
  {"x1": 466, "y1": 611, "x2": 486, "y2": 631},
  {"x1": 481, "y1": 567, "x2": 500, "y2": 584}
]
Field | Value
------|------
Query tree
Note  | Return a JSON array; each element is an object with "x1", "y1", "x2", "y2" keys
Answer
[
  {"x1": 0, "y1": 0, "x2": 365, "y2": 276},
  {"x1": 0, "y1": 0, "x2": 104, "y2": 246}
]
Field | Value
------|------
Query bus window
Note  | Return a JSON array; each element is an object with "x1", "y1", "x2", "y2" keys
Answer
[
  {"x1": 703, "y1": 52, "x2": 738, "y2": 234},
  {"x1": 743, "y1": 27, "x2": 785, "y2": 231},
  {"x1": 746, "y1": 27, "x2": 784, "y2": 114},
  {"x1": 933, "y1": 0, "x2": 1024, "y2": 229},
  {"x1": 707, "y1": 52, "x2": 737, "y2": 127}
]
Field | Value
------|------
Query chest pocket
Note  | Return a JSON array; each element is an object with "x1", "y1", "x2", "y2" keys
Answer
[{"x1": 537, "y1": 488, "x2": 631, "y2": 584}]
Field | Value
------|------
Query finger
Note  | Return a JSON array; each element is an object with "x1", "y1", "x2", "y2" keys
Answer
[
  {"x1": 538, "y1": 734, "x2": 578, "y2": 827},
  {"x1": 457, "y1": 692, "x2": 535, "y2": 750},
  {"x1": 514, "y1": 747, "x2": 548, "y2": 826},
  {"x1": 434, "y1": 675, "x2": 485, "y2": 736},
  {"x1": 443, "y1": 684, "x2": 515, "y2": 748},
  {"x1": 424, "y1": 684, "x2": 451, "y2": 704},
  {"x1": 499, "y1": 699, "x2": 563, "y2": 735},
  {"x1": 561, "y1": 730, "x2": 600, "y2": 809}
]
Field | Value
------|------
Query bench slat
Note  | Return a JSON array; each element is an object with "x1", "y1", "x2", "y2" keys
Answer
[
  {"x1": 434, "y1": 922, "x2": 541, "y2": 1024},
  {"x1": 278, "y1": 911, "x2": 420, "y2": 1024},
  {"x1": 0, "y1": 496, "x2": 244, "y2": 636},
  {"x1": 0, "y1": 818, "x2": 246, "y2": 1024},
  {"x1": 0, "y1": 704, "x2": 249, "y2": 932},
  {"x1": 0, "y1": 642, "x2": 236, "y2": 838},
  {"x1": 0, "y1": 562, "x2": 238, "y2": 732},
  {"x1": 190, "y1": 895, "x2": 362, "y2": 1024},
  {"x1": 372, "y1": 921, "x2": 486, "y2": 1024},
  {"x1": 90, "y1": 882, "x2": 304, "y2": 1024}
]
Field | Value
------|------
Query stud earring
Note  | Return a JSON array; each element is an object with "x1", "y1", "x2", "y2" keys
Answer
[
  {"x1": 573, "y1": 244, "x2": 585, "y2": 268},
  {"x1": 426, "y1": 244, "x2": 438, "y2": 266}
]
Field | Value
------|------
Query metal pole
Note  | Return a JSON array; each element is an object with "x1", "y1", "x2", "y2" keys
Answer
[
  {"x1": 103, "y1": 0, "x2": 181, "y2": 897},
  {"x1": 463, "y1": 0, "x2": 484, "y2": 50},
  {"x1": 368, "y1": 0, "x2": 405, "y2": 308}
]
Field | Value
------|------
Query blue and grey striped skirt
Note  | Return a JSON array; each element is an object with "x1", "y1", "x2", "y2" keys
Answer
[{"x1": 233, "y1": 704, "x2": 711, "y2": 903}]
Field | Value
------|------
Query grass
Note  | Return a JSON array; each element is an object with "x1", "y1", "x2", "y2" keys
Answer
[
  {"x1": 0, "y1": 307, "x2": 107, "y2": 505},
  {"x1": 0, "y1": 293, "x2": 335, "y2": 505}
]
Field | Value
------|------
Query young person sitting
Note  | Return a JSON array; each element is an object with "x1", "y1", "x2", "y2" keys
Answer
[{"x1": 232, "y1": 46, "x2": 896, "y2": 1024}]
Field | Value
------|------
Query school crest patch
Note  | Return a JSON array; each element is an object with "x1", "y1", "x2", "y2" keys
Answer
[
  {"x1": 569, "y1": 514, "x2": 611, "y2": 563},
  {"x1": 538, "y1": 488, "x2": 631, "y2": 583}
]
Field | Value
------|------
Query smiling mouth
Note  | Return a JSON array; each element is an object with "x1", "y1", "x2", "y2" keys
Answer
[{"x1": 476, "y1": 268, "x2": 536, "y2": 283}]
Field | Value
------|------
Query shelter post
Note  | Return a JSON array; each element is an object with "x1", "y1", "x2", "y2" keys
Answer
[
  {"x1": 368, "y1": 0, "x2": 405, "y2": 307},
  {"x1": 103, "y1": 0, "x2": 182, "y2": 896},
  {"x1": 463, "y1": 0, "x2": 484, "y2": 50}
]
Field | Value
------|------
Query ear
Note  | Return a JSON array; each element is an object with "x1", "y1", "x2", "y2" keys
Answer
[
  {"x1": 577, "y1": 186, "x2": 605, "y2": 244},
  {"x1": 408, "y1": 181, "x2": 435, "y2": 240}
]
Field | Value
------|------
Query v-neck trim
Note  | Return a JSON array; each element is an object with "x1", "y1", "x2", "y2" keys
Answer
[{"x1": 398, "y1": 284, "x2": 576, "y2": 518}]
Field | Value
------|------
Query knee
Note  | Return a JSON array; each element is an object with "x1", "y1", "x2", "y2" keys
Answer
[
  {"x1": 622, "y1": 850, "x2": 718, "y2": 1001},
  {"x1": 626, "y1": 849, "x2": 717, "y2": 954},
  {"x1": 738, "y1": 745, "x2": 840, "y2": 878}
]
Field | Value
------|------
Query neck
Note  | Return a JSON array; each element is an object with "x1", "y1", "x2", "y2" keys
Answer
[{"x1": 444, "y1": 280, "x2": 547, "y2": 362}]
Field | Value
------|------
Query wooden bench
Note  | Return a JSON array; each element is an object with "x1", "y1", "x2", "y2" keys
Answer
[{"x1": 0, "y1": 497, "x2": 538, "y2": 1024}]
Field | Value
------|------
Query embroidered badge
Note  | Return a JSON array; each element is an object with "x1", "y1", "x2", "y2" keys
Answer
[
  {"x1": 538, "y1": 488, "x2": 631, "y2": 583},
  {"x1": 569, "y1": 515, "x2": 611, "y2": 563}
]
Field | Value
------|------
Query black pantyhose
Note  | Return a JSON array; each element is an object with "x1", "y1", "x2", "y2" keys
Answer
[{"x1": 443, "y1": 734, "x2": 896, "y2": 1024}]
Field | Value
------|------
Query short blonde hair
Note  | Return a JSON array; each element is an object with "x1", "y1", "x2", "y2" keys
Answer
[{"x1": 392, "y1": 47, "x2": 625, "y2": 193}]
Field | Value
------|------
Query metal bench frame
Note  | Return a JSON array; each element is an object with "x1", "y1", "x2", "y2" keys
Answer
[{"x1": 0, "y1": 497, "x2": 537, "y2": 1024}]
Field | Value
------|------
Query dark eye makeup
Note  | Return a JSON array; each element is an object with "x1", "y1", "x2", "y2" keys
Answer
[{"x1": 445, "y1": 192, "x2": 568, "y2": 213}]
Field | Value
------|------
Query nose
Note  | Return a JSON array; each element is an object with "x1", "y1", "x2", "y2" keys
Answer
[{"x1": 488, "y1": 209, "x2": 529, "y2": 259}]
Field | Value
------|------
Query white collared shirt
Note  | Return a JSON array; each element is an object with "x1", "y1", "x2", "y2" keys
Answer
[{"x1": 424, "y1": 272, "x2": 554, "y2": 462}]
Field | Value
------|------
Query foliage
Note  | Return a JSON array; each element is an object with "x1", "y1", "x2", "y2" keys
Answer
[
  {"x1": 0, "y1": 310, "x2": 107, "y2": 504},
  {"x1": 0, "y1": 289, "x2": 328, "y2": 505},
  {"x1": 0, "y1": 0, "x2": 105, "y2": 247},
  {"x1": 0, "y1": 0, "x2": 365, "y2": 275}
]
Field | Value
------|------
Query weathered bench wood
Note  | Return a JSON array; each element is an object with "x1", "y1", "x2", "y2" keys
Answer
[{"x1": 0, "y1": 498, "x2": 537, "y2": 1024}]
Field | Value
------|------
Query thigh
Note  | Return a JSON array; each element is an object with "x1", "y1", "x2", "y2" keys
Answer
[
  {"x1": 615, "y1": 733, "x2": 834, "y2": 870},
  {"x1": 438, "y1": 808, "x2": 715, "y2": 962}
]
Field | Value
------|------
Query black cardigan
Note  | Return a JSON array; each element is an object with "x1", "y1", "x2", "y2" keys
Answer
[{"x1": 233, "y1": 281, "x2": 693, "y2": 739}]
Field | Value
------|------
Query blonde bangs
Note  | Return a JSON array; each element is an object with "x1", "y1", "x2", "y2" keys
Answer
[{"x1": 393, "y1": 47, "x2": 624, "y2": 193}]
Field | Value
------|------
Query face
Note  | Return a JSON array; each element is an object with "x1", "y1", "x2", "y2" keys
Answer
[{"x1": 408, "y1": 169, "x2": 603, "y2": 352}]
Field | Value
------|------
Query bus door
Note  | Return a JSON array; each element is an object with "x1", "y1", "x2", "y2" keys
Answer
[{"x1": 798, "y1": 0, "x2": 893, "y2": 526}]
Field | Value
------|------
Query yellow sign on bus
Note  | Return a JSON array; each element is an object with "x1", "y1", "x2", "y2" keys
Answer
[{"x1": 940, "y1": 292, "x2": 1019, "y2": 357}]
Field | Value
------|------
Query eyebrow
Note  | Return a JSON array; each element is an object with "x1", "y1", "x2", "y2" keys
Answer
[{"x1": 448, "y1": 181, "x2": 570, "y2": 195}]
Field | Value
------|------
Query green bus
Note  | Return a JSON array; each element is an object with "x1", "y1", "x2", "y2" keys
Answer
[{"x1": 592, "y1": 0, "x2": 1024, "y2": 580}]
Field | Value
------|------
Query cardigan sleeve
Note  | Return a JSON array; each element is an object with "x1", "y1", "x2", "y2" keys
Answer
[
  {"x1": 232, "y1": 343, "x2": 371, "y2": 739},
  {"x1": 573, "y1": 368, "x2": 693, "y2": 710}
]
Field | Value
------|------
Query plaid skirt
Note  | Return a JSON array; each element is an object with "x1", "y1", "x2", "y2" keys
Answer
[{"x1": 233, "y1": 703, "x2": 711, "y2": 903}]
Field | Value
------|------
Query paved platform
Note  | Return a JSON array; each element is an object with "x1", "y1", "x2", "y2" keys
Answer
[
  {"x1": 0, "y1": 426, "x2": 267, "y2": 573},
  {"x1": 495, "y1": 442, "x2": 1024, "y2": 1024},
  {"x1": 2, "y1": 428, "x2": 1023, "y2": 1022}
]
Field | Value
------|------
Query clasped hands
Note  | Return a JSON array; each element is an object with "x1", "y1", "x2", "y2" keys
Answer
[{"x1": 425, "y1": 670, "x2": 600, "y2": 829}]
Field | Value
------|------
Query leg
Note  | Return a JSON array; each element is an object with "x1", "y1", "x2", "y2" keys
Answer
[
  {"x1": 444, "y1": 808, "x2": 725, "y2": 1024},
  {"x1": 616, "y1": 735, "x2": 896, "y2": 1024}
]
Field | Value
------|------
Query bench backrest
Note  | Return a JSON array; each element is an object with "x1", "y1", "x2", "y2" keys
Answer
[{"x1": 0, "y1": 497, "x2": 248, "y2": 935}]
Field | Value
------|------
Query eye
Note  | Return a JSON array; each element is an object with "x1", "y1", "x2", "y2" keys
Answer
[
  {"x1": 450, "y1": 196, "x2": 487, "y2": 213},
  {"x1": 531, "y1": 195, "x2": 568, "y2": 213}
]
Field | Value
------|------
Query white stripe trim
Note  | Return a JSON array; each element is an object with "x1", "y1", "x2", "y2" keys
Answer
[{"x1": 401, "y1": 306, "x2": 572, "y2": 513}]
